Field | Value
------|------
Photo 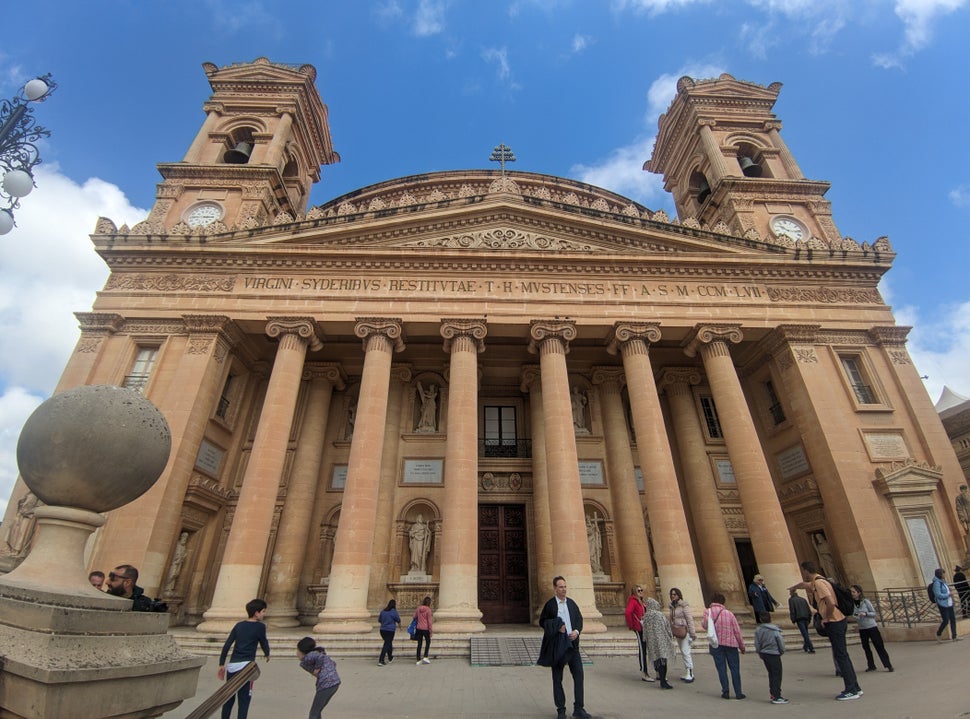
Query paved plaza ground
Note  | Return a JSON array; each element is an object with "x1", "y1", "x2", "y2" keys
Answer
[{"x1": 176, "y1": 635, "x2": 968, "y2": 718}]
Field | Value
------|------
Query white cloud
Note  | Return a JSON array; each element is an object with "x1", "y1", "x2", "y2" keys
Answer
[
  {"x1": 948, "y1": 184, "x2": 970, "y2": 208},
  {"x1": 612, "y1": 0, "x2": 709, "y2": 15},
  {"x1": 572, "y1": 63, "x2": 725, "y2": 207},
  {"x1": 880, "y1": 278, "x2": 970, "y2": 403},
  {"x1": 0, "y1": 165, "x2": 147, "y2": 517},
  {"x1": 873, "y1": 0, "x2": 967, "y2": 66},
  {"x1": 572, "y1": 34, "x2": 592, "y2": 53},
  {"x1": 414, "y1": 0, "x2": 447, "y2": 36},
  {"x1": 482, "y1": 46, "x2": 520, "y2": 89}
]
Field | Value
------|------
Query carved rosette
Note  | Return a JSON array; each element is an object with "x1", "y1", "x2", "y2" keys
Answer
[
  {"x1": 527, "y1": 319, "x2": 577, "y2": 356},
  {"x1": 354, "y1": 317, "x2": 405, "y2": 353},
  {"x1": 266, "y1": 317, "x2": 323, "y2": 352},
  {"x1": 683, "y1": 324, "x2": 744, "y2": 358},
  {"x1": 440, "y1": 318, "x2": 487, "y2": 353},
  {"x1": 606, "y1": 321, "x2": 662, "y2": 357}
]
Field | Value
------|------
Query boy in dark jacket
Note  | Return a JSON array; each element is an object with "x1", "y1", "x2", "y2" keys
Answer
[
  {"x1": 754, "y1": 611, "x2": 788, "y2": 704},
  {"x1": 297, "y1": 637, "x2": 341, "y2": 718},
  {"x1": 218, "y1": 598, "x2": 270, "y2": 719}
]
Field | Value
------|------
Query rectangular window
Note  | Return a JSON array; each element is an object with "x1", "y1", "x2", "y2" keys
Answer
[
  {"x1": 123, "y1": 347, "x2": 157, "y2": 394},
  {"x1": 483, "y1": 405, "x2": 518, "y2": 457},
  {"x1": 699, "y1": 396, "x2": 723, "y2": 439},
  {"x1": 840, "y1": 356, "x2": 877, "y2": 405},
  {"x1": 765, "y1": 379, "x2": 786, "y2": 425},
  {"x1": 216, "y1": 374, "x2": 234, "y2": 420}
]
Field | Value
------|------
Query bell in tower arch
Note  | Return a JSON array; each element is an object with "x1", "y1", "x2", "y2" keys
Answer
[
  {"x1": 223, "y1": 141, "x2": 253, "y2": 164},
  {"x1": 738, "y1": 155, "x2": 762, "y2": 177}
]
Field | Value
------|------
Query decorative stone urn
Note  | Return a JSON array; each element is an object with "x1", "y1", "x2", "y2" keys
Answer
[{"x1": 0, "y1": 385, "x2": 205, "y2": 719}]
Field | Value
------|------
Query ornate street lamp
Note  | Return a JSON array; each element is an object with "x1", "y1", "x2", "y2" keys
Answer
[{"x1": 0, "y1": 74, "x2": 56, "y2": 234}]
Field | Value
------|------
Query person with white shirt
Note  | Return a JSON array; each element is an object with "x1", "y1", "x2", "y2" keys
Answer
[{"x1": 537, "y1": 577, "x2": 592, "y2": 719}]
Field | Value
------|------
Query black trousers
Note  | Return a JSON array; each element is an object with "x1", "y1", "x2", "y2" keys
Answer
[
  {"x1": 859, "y1": 626, "x2": 891, "y2": 669},
  {"x1": 551, "y1": 646, "x2": 585, "y2": 712},
  {"x1": 760, "y1": 653, "x2": 783, "y2": 699},
  {"x1": 826, "y1": 619, "x2": 860, "y2": 694}
]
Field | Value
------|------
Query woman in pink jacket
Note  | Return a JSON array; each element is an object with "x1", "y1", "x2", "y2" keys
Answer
[
  {"x1": 413, "y1": 596, "x2": 433, "y2": 665},
  {"x1": 702, "y1": 592, "x2": 746, "y2": 700}
]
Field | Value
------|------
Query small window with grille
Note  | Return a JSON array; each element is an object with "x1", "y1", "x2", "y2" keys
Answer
[
  {"x1": 699, "y1": 395, "x2": 723, "y2": 440},
  {"x1": 123, "y1": 347, "x2": 157, "y2": 394}
]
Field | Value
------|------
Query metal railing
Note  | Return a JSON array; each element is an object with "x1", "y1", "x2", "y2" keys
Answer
[
  {"x1": 871, "y1": 585, "x2": 951, "y2": 628},
  {"x1": 479, "y1": 439, "x2": 532, "y2": 458}
]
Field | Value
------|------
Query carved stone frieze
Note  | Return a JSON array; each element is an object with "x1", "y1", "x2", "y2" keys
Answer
[
  {"x1": 75, "y1": 312, "x2": 125, "y2": 334},
  {"x1": 766, "y1": 286, "x2": 882, "y2": 304},
  {"x1": 187, "y1": 338, "x2": 213, "y2": 355},
  {"x1": 816, "y1": 330, "x2": 874, "y2": 347},
  {"x1": 123, "y1": 320, "x2": 186, "y2": 335},
  {"x1": 479, "y1": 472, "x2": 528, "y2": 492},
  {"x1": 105, "y1": 273, "x2": 237, "y2": 293},
  {"x1": 408, "y1": 228, "x2": 595, "y2": 253},
  {"x1": 793, "y1": 347, "x2": 818, "y2": 364}
]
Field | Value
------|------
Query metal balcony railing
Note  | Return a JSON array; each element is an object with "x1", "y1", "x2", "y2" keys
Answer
[
  {"x1": 121, "y1": 374, "x2": 150, "y2": 393},
  {"x1": 871, "y1": 585, "x2": 954, "y2": 627},
  {"x1": 479, "y1": 439, "x2": 532, "y2": 458}
]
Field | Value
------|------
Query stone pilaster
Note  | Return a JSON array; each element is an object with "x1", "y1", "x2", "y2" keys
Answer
[
  {"x1": 684, "y1": 324, "x2": 799, "y2": 597},
  {"x1": 528, "y1": 319, "x2": 605, "y2": 631},
  {"x1": 435, "y1": 319, "x2": 487, "y2": 632},
  {"x1": 607, "y1": 323, "x2": 703, "y2": 605},
  {"x1": 198, "y1": 317, "x2": 322, "y2": 633},
  {"x1": 657, "y1": 367, "x2": 745, "y2": 606},
  {"x1": 265, "y1": 362, "x2": 345, "y2": 627},
  {"x1": 316, "y1": 318, "x2": 404, "y2": 633},
  {"x1": 591, "y1": 366, "x2": 656, "y2": 593},
  {"x1": 521, "y1": 366, "x2": 553, "y2": 610}
]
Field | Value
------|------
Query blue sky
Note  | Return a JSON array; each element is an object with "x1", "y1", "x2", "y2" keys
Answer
[{"x1": 0, "y1": 0, "x2": 967, "y2": 515}]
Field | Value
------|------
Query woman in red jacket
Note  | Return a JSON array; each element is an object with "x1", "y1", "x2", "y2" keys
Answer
[
  {"x1": 413, "y1": 596, "x2": 433, "y2": 665},
  {"x1": 624, "y1": 585, "x2": 653, "y2": 681}
]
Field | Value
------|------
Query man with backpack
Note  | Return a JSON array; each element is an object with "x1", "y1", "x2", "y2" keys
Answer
[{"x1": 791, "y1": 560, "x2": 862, "y2": 701}]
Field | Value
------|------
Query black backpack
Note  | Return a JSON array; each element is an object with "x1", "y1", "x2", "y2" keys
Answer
[
  {"x1": 830, "y1": 580, "x2": 855, "y2": 616},
  {"x1": 927, "y1": 582, "x2": 936, "y2": 602}
]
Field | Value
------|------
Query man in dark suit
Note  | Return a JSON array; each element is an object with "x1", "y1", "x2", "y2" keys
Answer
[{"x1": 538, "y1": 576, "x2": 592, "y2": 719}]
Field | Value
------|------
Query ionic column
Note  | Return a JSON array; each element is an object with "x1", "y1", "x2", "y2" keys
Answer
[
  {"x1": 591, "y1": 366, "x2": 656, "y2": 591},
  {"x1": 198, "y1": 317, "x2": 322, "y2": 633},
  {"x1": 658, "y1": 367, "x2": 745, "y2": 607},
  {"x1": 528, "y1": 320, "x2": 605, "y2": 631},
  {"x1": 263, "y1": 111, "x2": 294, "y2": 169},
  {"x1": 765, "y1": 121, "x2": 804, "y2": 179},
  {"x1": 316, "y1": 318, "x2": 404, "y2": 633},
  {"x1": 607, "y1": 323, "x2": 703, "y2": 604},
  {"x1": 699, "y1": 120, "x2": 729, "y2": 182},
  {"x1": 435, "y1": 319, "x2": 487, "y2": 633},
  {"x1": 521, "y1": 366, "x2": 553, "y2": 606},
  {"x1": 684, "y1": 324, "x2": 799, "y2": 596},
  {"x1": 265, "y1": 363, "x2": 345, "y2": 627}
]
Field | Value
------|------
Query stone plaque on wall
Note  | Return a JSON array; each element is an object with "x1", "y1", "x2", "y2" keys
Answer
[
  {"x1": 579, "y1": 460, "x2": 605, "y2": 486},
  {"x1": 403, "y1": 459, "x2": 444, "y2": 484},
  {"x1": 194, "y1": 439, "x2": 224, "y2": 478},
  {"x1": 862, "y1": 431, "x2": 908, "y2": 461},
  {"x1": 905, "y1": 516, "x2": 940, "y2": 583},
  {"x1": 330, "y1": 464, "x2": 347, "y2": 490},
  {"x1": 776, "y1": 444, "x2": 811, "y2": 480},
  {"x1": 714, "y1": 458, "x2": 736, "y2": 485}
]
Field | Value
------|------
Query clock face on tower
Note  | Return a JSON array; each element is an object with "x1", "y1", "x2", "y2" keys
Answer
[
  {"x1": 770, "y1": 216, "x2": 806, "y2": 241},
  {"x1": 184, "y1": 202, "x2": 224, "y2": 228}
]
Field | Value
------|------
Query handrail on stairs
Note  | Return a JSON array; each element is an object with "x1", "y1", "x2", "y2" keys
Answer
[{"x1": 184, "y1": 661, "x2": 260, "y2": 719}]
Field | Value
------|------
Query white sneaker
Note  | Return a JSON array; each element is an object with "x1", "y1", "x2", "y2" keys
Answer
[
  {"x1": 416, "y1": 660, "x2": 423, "y2": 665},
  {"x1": 421, "y1": 657, "x2": 431, "y2": 664}
]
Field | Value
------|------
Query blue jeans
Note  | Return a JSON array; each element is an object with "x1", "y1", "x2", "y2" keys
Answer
[
  {"x1": 221, "y1": 669, "x2": 252, "y2": 719},
  {"x1": 937, "y1": 604, "x2": 957, "y2": 639},
  {"x1": 711, "y1": 645, "x2": 742, "y2": 696}
]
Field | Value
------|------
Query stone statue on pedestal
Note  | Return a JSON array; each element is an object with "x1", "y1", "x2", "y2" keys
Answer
[
  {"x1": 416, "y1": 382, "x2": 438, "y2": 433},
  {"x1": 587, "y1": 512, "x2": 603, "y2": 575},
  {"x1": 409, "y1": 513, "x2": 432, "y2": 574}
]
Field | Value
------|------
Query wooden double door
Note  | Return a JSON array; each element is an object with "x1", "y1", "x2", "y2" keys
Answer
[{"x1": 478, "y1": 503, "x2": 530, "y2": 623}]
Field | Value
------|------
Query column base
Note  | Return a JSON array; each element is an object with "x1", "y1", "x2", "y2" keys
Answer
[
  {"x1": 264, "y1": 610, "x2": 301, "y2": 629},
  {"x1": 196, "y1": 607, "x2": 247, "y2": 635},
  {"x1": 313, "y1": 608, "x2": 373, "y2": 634},
  {"x1": 432, "y1": 607, "x2": 486, "y2": 634}
]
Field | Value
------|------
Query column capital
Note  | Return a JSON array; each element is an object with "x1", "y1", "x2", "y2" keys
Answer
[
  {"x1": 520, "y1": 364, "x2": 541, "y2": 392},
  {"x1": 591, "y1": 366, "x2": 626, "y2": 389},
  {"x1": 74, "y1": 312, "x2": 124, "y2": 334},
  {"x1": 606, "y1": 322, "x2": 661, "y2": 356},
  {"x1": 656, "y1": 367, "x2": 702, "y2": 393},
  {"x1": 354, "y1": 317, "x2": 405, "y2": 353},
  {"x1": 682, "y1": 323, "x2": 743, "y2": 358},
  {"x1": 527, "y1": 319, "x2": 577, "y2": 355},
  {"x1": 391, "y1": 364, "x2": 414, "y2": 383},
  {"x1": 698, "y1": 118, "x2": 717, "y2": 128},
  {"x1": 266, "y1": 317, "x2": 323, "y2": 351},
  {"x1": 764, "y1": 120, "x2": 783, "y2": 132},
  {"x1": 303, "y1": 362, "x2": 346, "y2": 390},
  {"x1": 440, "y1": 318, "x2": 487, "y2": 353}
]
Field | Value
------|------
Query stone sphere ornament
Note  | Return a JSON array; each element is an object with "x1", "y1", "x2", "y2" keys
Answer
[{"x1": 16, "y1": 385, "x2": 172, "y2": 512}]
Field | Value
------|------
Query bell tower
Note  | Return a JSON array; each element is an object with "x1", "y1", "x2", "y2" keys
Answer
[
  {"x1": 645, "y1": 74, "x2": 839, "y2": 245},
  {"x1": 145, "y1": 57, "x2": 339, "y2": 233}
]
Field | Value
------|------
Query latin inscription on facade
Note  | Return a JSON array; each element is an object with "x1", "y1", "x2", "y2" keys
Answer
[
  {"x1": 578, "y1": 461, "x2": 605, "y2": 486},
  {"x1": 239, "y1": 276, "x2": 764, "y2": 301},
  {"x1": 862, "y1": 431, "x2": 908, "y2": 461},
  {"x1": 194, "y1": 439, "x2": 224, "y2": 478},
  {"x1": 330, "y1": 464, "x2": 347, "y2": 490},
  {"x1": 403, "y1": 459, "x2": 444, "y2": 485},
  {"x1": 776, "y1": 444, "x2": 811, "y2": 480}
]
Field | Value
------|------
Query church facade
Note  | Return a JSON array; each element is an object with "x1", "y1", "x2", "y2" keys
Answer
[{"x1": 2, "y1": 58, "x2": 964, "y2": 633}]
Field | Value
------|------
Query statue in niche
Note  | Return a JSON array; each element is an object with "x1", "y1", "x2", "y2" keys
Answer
[
  {"x1": 571, "y1": 386, "x2": 589, "y2": 434},
  {"x1": 409, "y1": 513, "x2": 432, "y2": 574},
  {"x1": 956, "y1": 484, "x2": 970, "y2": 535},
  {"x1": 345, "y1": 400, "x2": 357, "y2": 440},
  {"x1": 3, "y1": 491, "x2": 40, "y2": 557},
  {"x1": 415, "y1": 381, "x2": 438, "y2": 433},
  {"x1": 813, "y1": 532, "x2": 839, "y2": 582},
  {"x1": 586, "y1": 512, "x2": 603, "y2": 574},
  {"x1": 163, "y1": 531, "x2": 189, "y2": 596}
]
